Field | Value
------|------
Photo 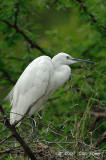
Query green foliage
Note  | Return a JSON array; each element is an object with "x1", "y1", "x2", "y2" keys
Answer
[{"x1": 0, "y1": 0, "x2": 106, "y2": 159}]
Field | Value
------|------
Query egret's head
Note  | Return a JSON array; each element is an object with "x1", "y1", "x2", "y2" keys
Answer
[{"x1": 52, "y1": 53, "x2": 95, "y2": 66}]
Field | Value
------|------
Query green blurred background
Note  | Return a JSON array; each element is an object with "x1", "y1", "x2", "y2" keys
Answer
[{"x1": 0, "y1": 0, "x2": 106, "y2": 157}]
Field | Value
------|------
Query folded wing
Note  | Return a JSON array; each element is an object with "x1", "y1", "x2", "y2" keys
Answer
[{"x1": 10, "y1": 56, "x2": 53, "y2": 124}]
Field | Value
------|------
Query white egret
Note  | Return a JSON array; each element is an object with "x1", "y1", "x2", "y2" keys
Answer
[{"x1": 8, "y1": 52, "x2": 94, "y2": 138}]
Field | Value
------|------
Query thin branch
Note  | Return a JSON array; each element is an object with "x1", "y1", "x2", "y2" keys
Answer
[
  {"x1": 0, "y1": 147, "x2": 16, "y2": 154},
  {"x1": 0, "y1": 127, "x2": 7, "y2": 134},
  {"x1": 60, "y1": 110, "x2": 106, "y2": 117},
  {"x1": 89, "y1": 116, "x2": 100, "y2": 131},
  {"x1": 0, "y1": 154, "x2": 7, "y2": 159},
  {"x1": 0, "y1": 68, "x2": 16, "y2": 84},
  {"x1": 15, "y1": 25, "x2": 46, "y2": 54},
  {"x1": 0, "y1": 105, "x2": 37, "y2": 160},
  {"x1": 0, "y1": 18, "x2": 46, "y2": 55},
  {"x1": 14, "y1": 2, "x2": 20, "y2": 27},
  {"x1": 90, "y1": 111, "x2": 106, "y2": 117},
  {"x1": 94, "y1": 131, "x2": 106, "y2": 148},
  {"x1": 0, "y1": 134, "x2": 12, "y2": 145},
  {"x1": 0, "y1": 56, "x2": 25, "y2": 61},
  {"x1": 75, "y1": 0, "x2": 106, "y2": 34},
  {"x1": 0, "y1": 19, "x2": 13, "y2": 27},
  {"x1": 81, "y1": 43, "x2": 97, "y2": 56}
]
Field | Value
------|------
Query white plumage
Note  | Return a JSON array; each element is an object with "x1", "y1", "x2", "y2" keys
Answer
[{"x1": 8, "y1": 52, "x2": 94, "y2": 125}]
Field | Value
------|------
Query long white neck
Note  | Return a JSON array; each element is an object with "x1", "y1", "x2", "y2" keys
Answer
[
  {"x1": 52, "y1": 59, "x2": 71, "y2": 89},
  {"x1": 52, "y1": 56, "x2": 65, "y2": 69}
]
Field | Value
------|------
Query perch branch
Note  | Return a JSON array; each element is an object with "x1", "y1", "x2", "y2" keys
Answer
[{"x1": 0, "y1": 105, "x2": 36, "y2": 160}]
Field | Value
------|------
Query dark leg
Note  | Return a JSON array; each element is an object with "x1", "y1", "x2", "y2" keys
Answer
[
  {"x1": 30, "y1": 115, "x2": 47, "y2": 149},
  {"x1": 30, "y1": 115, "x2": 38, "y2": 140}
]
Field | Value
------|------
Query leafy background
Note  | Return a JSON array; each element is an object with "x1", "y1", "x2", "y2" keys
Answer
[{"x1": 0, "y1": 0, "x2": 106, "y2": 159}]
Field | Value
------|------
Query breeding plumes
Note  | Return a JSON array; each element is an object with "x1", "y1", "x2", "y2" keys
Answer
[{"x1": 8, "y1": 52, "x2": 94, "y2": 138}]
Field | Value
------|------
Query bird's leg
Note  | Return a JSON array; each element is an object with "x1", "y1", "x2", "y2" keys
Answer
[
  {"x1": 29, "y1": 115, "x2": 48, "y2": 149},
  {"x1": 30, "y1": 115, "x2": 38, "y2": 140}
]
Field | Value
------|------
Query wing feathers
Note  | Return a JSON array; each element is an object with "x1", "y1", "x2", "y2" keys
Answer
[{"x1": 10, "y1": 57, "x2": 53, "y2": 124}]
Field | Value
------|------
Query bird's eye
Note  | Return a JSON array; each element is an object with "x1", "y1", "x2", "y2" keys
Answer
[{"x1": 66, "y1": 56, "x2": 70, "y2": 59}]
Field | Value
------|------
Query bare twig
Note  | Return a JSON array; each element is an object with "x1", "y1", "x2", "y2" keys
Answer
[{"x1": 0, "y1": 134, "x2": 12, "y2": 145}]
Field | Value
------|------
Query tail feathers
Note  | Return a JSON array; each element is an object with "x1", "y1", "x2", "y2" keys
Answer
[
  {"x1": 10, "y1": 108, "x2": 22, "y2": 127},
  {"x1": 6, "y1": 88, "x2": 21, "y2": 126},
  {"x1": 5, "y1": 88, "x2": 14, "y2": 106}
]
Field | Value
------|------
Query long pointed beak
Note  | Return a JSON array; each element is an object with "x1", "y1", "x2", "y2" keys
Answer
[{"x1": 71, "y1": 58, "x2": 95, "y2": 64}]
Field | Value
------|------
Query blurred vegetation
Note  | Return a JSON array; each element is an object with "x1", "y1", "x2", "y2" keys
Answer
[{"x1": 0, "y1": 0, "x2": 106, "y2": 159}]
